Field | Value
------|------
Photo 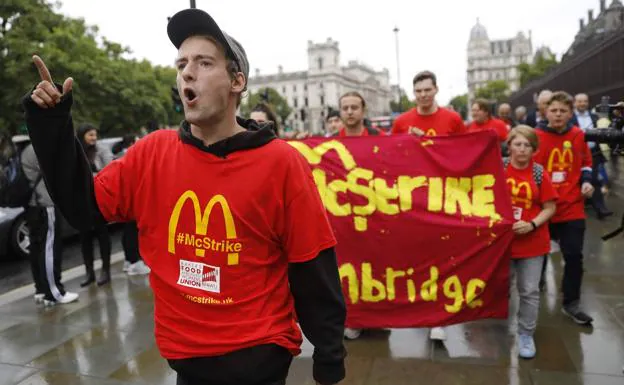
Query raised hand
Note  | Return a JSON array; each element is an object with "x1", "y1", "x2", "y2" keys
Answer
[{"x1": 30, "y1": 55, "x2": 73, "y2": 109}]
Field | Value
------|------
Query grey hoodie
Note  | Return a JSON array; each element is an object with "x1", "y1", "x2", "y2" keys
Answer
[
  {"x1": 92, "y1": 143, "x2": 113, "y2": 173},
  {"x1": 20, "y1": 143, "x2": 53, "y2": 207}
]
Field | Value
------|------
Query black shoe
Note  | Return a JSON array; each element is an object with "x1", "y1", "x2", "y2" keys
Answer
[
  {"x1": 562, "y1": 306, "x2": 593, "y2": 325},
  {"x1": 97, "y1": 270, "x2": 111, "y2": 286},
  {"x1": 80, "y1": 273, "x2": 96, "y2": 287}
]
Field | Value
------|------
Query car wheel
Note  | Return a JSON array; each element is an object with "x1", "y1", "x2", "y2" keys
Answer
[{"x1": 10, "y1": 215, "x2": 30, "y2": 259}]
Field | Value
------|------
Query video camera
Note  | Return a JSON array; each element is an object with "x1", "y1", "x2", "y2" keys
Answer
[
  {"x1": 583, "y1": 96, "x2": 624, "y2": 241},
  {"x1": 584, "y1": 96, "x2": 624, "y2": 144}
]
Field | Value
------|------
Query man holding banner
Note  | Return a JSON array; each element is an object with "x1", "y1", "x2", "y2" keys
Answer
[
  {"x1": 335, "y1": 92, "x2": 384, "y2": 137},
  {"x1": 390, "y1": 70, "x2": 468, "y2": 342},
  {"x1": 391, "y1": 71, "x2": 466, "y2": 137},
  {"x1": 22, "y1": 8, "x2": 346, "y2": 385}
]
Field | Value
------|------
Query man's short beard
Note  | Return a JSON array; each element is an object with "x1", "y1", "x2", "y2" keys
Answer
[{"x1": 345, "y1": 120, "x2": 362, "y2": 130}]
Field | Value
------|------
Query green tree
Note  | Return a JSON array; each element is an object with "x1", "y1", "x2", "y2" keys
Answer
[
  {"x1": 475, "y1": 80, "x2": 510, "y2": 103},
  {"x1": 518, "y1": 49, "x2": 559, "y2": 87},
  {"x1": 239, "y1": 87, "x2": 292, "y2": 124},
  {"x1": 390, "y1": 93, "x2": 414, "y2": 113},
  {"x1": 1, "y1": 0, "x2": 183, "y2": 137},
  {"x1": 448, "y1": 94, "x2": 468, "y2": 119}
]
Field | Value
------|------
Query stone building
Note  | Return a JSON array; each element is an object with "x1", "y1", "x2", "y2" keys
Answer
[
  {"x1": 466, "y1": 19, "x2": 533, "y2": 103},
  {"x1": 563, "y1": 0, "x2": 624, "y2": 60},
  {"x1": 245, "y1": 38, "x2": 393, "y2": 134}
]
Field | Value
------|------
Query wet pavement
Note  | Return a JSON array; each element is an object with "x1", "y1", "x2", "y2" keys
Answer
[{"x1": 0, "y1": 195, "x2": 623, "y2": 384}]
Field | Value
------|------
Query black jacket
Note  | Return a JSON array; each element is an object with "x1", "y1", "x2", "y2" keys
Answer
[
  {"x1": 22, "y1": 86, "x2": 346, "y2": 385},
  {"x1": 569, "y1": 111, "x2": 598, "y2": 130}
]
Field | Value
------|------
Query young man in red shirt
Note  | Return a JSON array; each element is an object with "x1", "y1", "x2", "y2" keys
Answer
[
  {"x1": 533, "y1": 91, "x2": 594, "y2": 325},
  {"x1": 466, "y1": 98, "x2": 509, "y2": 142},
  {"x1": 391, "y1": 71, "x2": 464, "y2": 342},
  {"x1": 23, "y1": 8, "x2": 346, "y2": 385},
  {"x1": 335, "y1": 92, "x2": 384, "y2": 137},
  {"x1": 391, "y1": 71, "x2": 466, "y2": 137}
]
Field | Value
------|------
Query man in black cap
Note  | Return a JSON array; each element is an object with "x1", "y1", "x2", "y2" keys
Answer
[{"x1": 23, "y1": 8, "x2": 346, "y2": 385}]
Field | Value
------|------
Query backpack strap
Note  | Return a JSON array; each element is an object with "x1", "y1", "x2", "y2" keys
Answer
[
  {"x1": 532, "y1": 162, "x2": 543, "y2": 188},
  {"x1": 504, "y1": 157, "x2": 543, "y2": 188}
]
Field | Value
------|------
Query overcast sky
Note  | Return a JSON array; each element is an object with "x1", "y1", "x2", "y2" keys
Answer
[{"x1": 57, "y1": 0, "x2": 601, "y2": 104}]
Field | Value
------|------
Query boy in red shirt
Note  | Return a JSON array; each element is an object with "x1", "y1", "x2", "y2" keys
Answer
[
  {"x1": 466, "y1": 98, "x2": 509, "y2": 142},
  {"x1": 533, "y1": 91, "x2": 594, "y2": 325},
  {"x1": 391, "y1": 71, "x2": 466, "y2": 137},
  {"x1": 23, "y1": 8, "x2": 346, "y2": 385}
]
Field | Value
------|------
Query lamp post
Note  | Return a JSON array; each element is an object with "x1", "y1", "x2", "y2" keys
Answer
[
  {"x1": 393, "y1": 26, "x2": 401, "y2": 112},
  {"x1": 190, "y1": 0, "x2": 196, "y2": 8}
]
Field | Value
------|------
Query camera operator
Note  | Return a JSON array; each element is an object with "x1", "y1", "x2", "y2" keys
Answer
[
  {"x1": 570, "y1": 94, "x2": 612, "y2": 219},
  {"x1": 612, "y1": 102, "x2": 624, "y2": 131}
]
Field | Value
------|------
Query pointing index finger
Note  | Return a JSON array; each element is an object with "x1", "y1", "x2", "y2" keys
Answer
[{"x1": 32, "y1": 55, "x2": 53, "y2": 84}]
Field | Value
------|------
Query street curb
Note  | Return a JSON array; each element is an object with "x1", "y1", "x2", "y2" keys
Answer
[{"x1": 0, "y1": 251, "x2": 125, "y2": 307}]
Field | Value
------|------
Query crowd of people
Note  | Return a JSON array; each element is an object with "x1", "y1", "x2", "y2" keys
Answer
[
  {"x1": 22, "y1": 123, "x2": 151, "y2": 306},
  {"x1": 255, "y1": 68, "x2": 608, "y2": 361},
  {"x1": 17, "y1": 7, "x2": 621, "y2": 385}
]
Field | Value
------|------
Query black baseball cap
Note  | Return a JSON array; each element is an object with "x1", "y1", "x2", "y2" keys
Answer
[{"x1": 167, "y1": 9, "x2": 249, "y2": 90}]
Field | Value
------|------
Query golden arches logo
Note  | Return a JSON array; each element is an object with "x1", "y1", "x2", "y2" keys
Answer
[
  {"x1": 288, "y1": 140, "x2": 356, "y2": 170},
  {"x1": 547, "y1": 148, "x2": 573, "y2": 172},
  {"x1": 168, "y1": 191, "x2": 239, "y2": 265},
  {"x1": 506, "y1": 178, "x2": 532, "y2": 209},
  {"x1": 425, "y1": 128, "x2": 437, "y2": 136}
]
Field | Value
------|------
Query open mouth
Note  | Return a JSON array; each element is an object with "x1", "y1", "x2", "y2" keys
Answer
[{"x1": 183, "y1": 88, "x2": 197, "y2": 103}]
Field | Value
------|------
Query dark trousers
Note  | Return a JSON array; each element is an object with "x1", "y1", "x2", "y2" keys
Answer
[
  {"x1": 589, "y1": 152, "x2": 609, "y2": 213},
  {"x1": 549, "y1": 219, "x2": 586, "y2": 306},
  {"x1": 26, "y1": 206, "x2": 65, "y2": 301},
  {"x1": 80, "y1": 220, "x2": 111, "y2": 273},
  {"x1": 122, "y1": 221, "x2": 140, "y2": 264},
  {"x1": 169, "y1": 344, "x2": 292, "y2": 385}
]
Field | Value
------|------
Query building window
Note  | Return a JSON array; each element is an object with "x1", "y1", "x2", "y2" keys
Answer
[
  {"x1": 320, "y1": 95, "x2": 325, "y2": 106},
  {"x1": 293, "y1": 85, "x2": 297, "y2": 92},
  {"x1": 318, "y1": 57, "x2": 323, "y2": 69},
  {"x1": 304, "y1": 84, "x2": 308, "y2": 91},
  {"x1": 294, "y1": 98, "x2": 298, "y2": 108},
  {"x1": 320, "y1": 82, "x2": 324, "y2": 89},
  {"x1": 305, "y1": 97, "x2": 309, "y2": 107},
  {"x1": 282, "y1": 86, "x2": 286, "y2": 93}
]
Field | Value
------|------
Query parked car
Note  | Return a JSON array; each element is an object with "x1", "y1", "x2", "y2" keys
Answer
[{"x1": 0, "y1": 135, "x2": 122, "y2": 260}]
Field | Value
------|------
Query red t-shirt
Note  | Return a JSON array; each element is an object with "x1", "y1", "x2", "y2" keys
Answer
[
  {"x1": 466, "y1": 118, "x2": 508, "y2": 142},
  {"x1": 533, "y1": 126, "x2": 592, "y2": 223},
  {"x1": 391, "y1": 107, "x2": 466, "y2": 136},
  {"x1": 94, "y1": 130, "x2": 337, "y2": 359},
  {"x1": 504, "y1": 162, "x2": 558, "y2": 258}
]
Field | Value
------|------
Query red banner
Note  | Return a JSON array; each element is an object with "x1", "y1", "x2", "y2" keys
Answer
[{"x1": 288, "y1": 130, "x2": 513, "y2": 328}]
